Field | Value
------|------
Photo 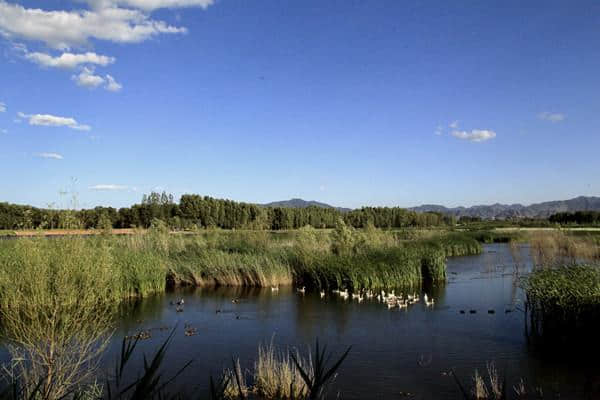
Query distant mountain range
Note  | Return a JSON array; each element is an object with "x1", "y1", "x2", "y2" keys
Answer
[
  {"x1": 264, "y1": 196, "x2": 600, "y2": 219},
  {"x1": 262, "y1": 198, "x2": 352, "y2": 212},
  {"x1": 409, "y1": 196, "x2": 600, "y2": 219}
]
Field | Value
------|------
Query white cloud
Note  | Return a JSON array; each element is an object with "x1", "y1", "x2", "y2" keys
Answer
[
  {"x1": 18, "y1": 111, "x2": 91, "y2": 131},
  {"x1": 72, "y1": 67, "x2": 105, "y2": 88},
  {"x1": 434, "y1": 125, "x2": 443, "y2": 136},
  {"x1": 449, "y1": 120, "x2": 459, "y2": 129},
  {"x1": 0, "y1": 102, "x2": 5, "y2": 112},
  {"x1": 89, "y1": 184, "x2": 129, "y2": 191},
  {"x1": 71, "y1": 68, "x2": 122, "y2": 91},
  {"x1": 538, "y1": 111, "x2": 565, "y2": 123},
  {"x1": 451, "y1": 129, "x2": 496, "y2": 142},
  {"x1": 86, "y1": 0, "x2": 214, "y2": 12},
  {"x1": 25, "y1": 51, "x2": 115, "y2": 69},
  {"x1": 0, "y1": 1, "x2": 188, "y2": 50},
  {"x1": 37, "y1": 152, "x2": 64, "y2": 160},
  {"x1": 105, "y1": 74, "x2": 122, "y2": 91}
]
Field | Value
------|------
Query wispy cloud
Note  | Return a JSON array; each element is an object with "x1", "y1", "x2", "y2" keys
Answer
[
  {"x1": 451, "y1": 129, "x2": 496, "y2": 142},
  {"x1": 105, "y1": 74, "x2": 122, "y2": 92},
  {"x1": 85, "y1": 0, "x2": 214, "y2": 12},
  {"x1": 25, "y1": 51, "x2": 115, "y2": 69},
  {"x1": 36, "y1": 152, "x2": 64, "y2": 160},
  {"x1": 538, "y1": 111, "x2": 565, "y2": 123},
  {"x1": 449, "y1": 120, "x2": 459, "y2": 129},
  {"x1": 89, "y1": 184, "x2": 129, "y2": 191},
  {"x1": 17, "y1": 112, "x2": 91, "y2": 131},
  {"x1": 0, "y1": 102, "x2": 5, "y2": 112},
  {"x1": 434, "y1": 125, "x2": 443, "y2": 136},
  {"x1": 1, "y1": 129, "x2": 7, "y2": 134}
]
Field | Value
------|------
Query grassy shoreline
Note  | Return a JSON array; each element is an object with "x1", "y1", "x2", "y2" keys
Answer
[
  {"x1": 522, "y1": 231, "x2": 600, "y2": 351},
  {"x1": 0, "y1": 225, "x2": 486, "y2": 300}
]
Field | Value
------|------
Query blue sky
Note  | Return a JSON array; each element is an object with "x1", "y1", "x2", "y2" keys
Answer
[{"x1": 1, "y1": 0, "x2": 599, "y2": 209}]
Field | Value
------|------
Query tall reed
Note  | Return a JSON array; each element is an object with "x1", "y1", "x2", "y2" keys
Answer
[
  {"x1": 0, "y1": 237, "x2": 117, "y2": 399},
  {"x1": 524, "y1": 231, "x2": 600, "y2": 350}
]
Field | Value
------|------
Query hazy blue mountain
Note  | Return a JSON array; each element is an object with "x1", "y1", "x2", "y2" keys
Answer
[
  {"x1": 263, "y1": 196, "x2": 600, "y2": 219},
  {"x1": 409, "y1": 196, "x2": 600, "y2": 219}
]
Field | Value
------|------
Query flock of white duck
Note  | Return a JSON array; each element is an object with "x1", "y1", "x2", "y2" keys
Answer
[{"x1": 273, "y1": 286, "x2": 435, "y2": 309}]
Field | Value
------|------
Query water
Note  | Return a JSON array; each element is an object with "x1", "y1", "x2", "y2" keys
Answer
[{"x1": 103, "y1": 244, "x2": 598, "y2": 398}]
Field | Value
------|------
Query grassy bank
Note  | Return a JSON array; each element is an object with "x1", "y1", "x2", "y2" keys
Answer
[
  {"x1": 522, "y1": 231, "x2": 600, "y2": 351},
  {"x1": 524, "y1": 265, "x2": 600, "y2": 346},
  {"x1": 167, "y1": 225, "x2": 483, "y2": 292},
  {"x1": 0, "y1": 224, "x2": 484, "y2": 298}
]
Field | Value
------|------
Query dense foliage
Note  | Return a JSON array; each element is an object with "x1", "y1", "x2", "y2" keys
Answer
[
  {"x1": 0, "y1": 192, "x2": 455, "y2": 231},
  {"x1": 548, "y1": 211, "x2": 600, "y2": 225}
]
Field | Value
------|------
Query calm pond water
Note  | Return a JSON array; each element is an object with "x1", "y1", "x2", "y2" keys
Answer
[{"x1": 102, "y1": 244, "x2": 598, "y2": 399}]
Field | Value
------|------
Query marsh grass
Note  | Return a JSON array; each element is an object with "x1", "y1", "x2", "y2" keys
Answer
[
  {"x1": 219, "y1": 341, "x2": 313, "y2": 399},
  {"x1": 530, "y1": 230, "x2": 600, "y2": 267},
  {"x1": 169, "y1": 249, "x2": 293, "y2": 287},
  {"x1": 453, "y1": 362, "x2": 507, "y2": 400},
  {"x1": 524, "y1": 264, "x2": 600, "y2": 347},
  {"x1": 289, "y1": 229, "x2": 480, "y2": 291},
  {"x1": 0, "y1": 227, "x2": 482, "y2": 297},
  {"x1": 220, "y1": 339, "x2": 350, "y2": 400},
  {"x1": 523, "y1": 231, "x2": 600, "y2": 350},
  {"x1": 253, "y1": 342, "x2": 312, "y2": 399},
  {"x1": 0, "y1": 237, "x2": 118, "y2": 399}
]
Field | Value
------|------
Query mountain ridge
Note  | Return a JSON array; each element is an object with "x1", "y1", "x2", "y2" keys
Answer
[
  {"x1": 263, "y1": 196, "x2": 600, "y2": 219},
  {"x1": 408, "y1": 196, "x2": 600, "y2": 219}
]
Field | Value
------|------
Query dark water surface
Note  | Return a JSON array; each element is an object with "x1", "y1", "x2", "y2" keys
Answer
[{"x1": 102, "y1": 244, "x2": 597, "y2": 399}]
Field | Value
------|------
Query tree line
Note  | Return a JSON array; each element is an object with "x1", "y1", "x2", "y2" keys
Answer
[
  {"x1": 0, "y1": 192, "x2": 456, "y2": 231},
  {"x1": 548, "y1": 211, "x2": 600, "y2": 225}
]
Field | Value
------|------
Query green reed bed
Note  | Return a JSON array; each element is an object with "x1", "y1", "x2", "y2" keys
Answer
[
  {"x1": 522, "y1": 231, "x2": 600, "y2": 351},
  {"x1": 113, "y1": 246, "x2": 167, "y2": 298},
  {"x1": 0, "y1": 237, "x2": 122, "y2": 398},
  {"x1": 524, "y1": 264, "x2": 600, "y2": 348},
  {"x1": 288, "y1": 233, "x2": 481, "y2": 291},
  {"x1": 429, "y1": 233, "x2": 484, "y2": 257},
  {"x1": 288, "y1": 247, "x2": 424, "y2": 291},
  {"x1": 168, "y1": 248, "x2": 293, "y2": 287},
  {"x1": 0, "y1": 226, "x2": 483, "y2": 298}
]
